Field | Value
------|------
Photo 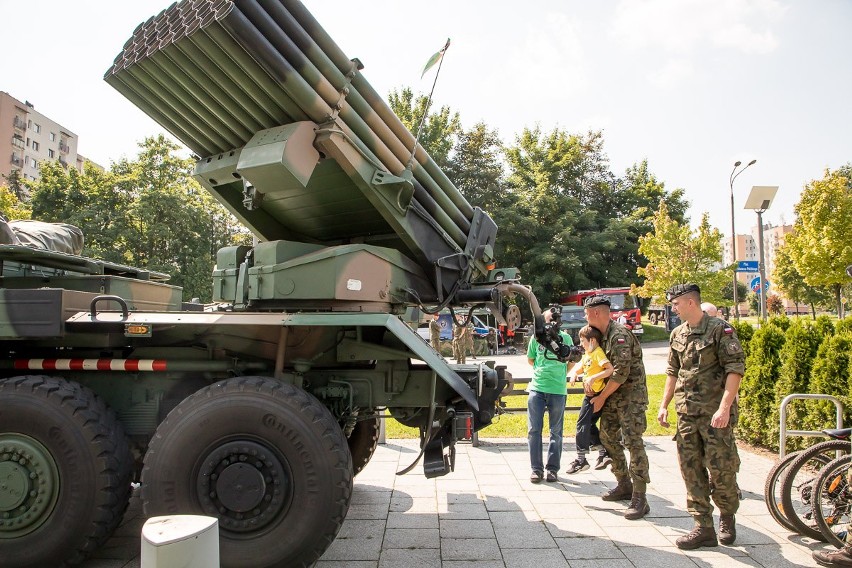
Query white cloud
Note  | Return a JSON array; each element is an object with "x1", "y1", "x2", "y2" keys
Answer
[
  {"x1": 611, "y1": 0, "x2": 785, "y2": 54},
  {"x1": 506, "y1": 12, "x2": 587, "y2": 100},
  {"x1": 648, "y1": 57, "x2": 697, "y2": 89}
]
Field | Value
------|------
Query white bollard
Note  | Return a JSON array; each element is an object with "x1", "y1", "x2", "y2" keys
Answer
[{"x1": 141, "y1": 515, "x2": 219, "y2": 568}]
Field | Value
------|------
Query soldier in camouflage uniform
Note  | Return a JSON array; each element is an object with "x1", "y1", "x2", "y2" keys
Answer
[
  {"x1": 429, "y1": 314, "x2": 442, "y2": 354},
  {"x1": 583, "y1": 295, "x2": 650, "y2": 520},
  {"x1": 452, "y1": 321, "x2": 467, "y2": 364},
  {"x1": 466, "y1": 321, "x2": 477, "y2": 359},
  {"x1": 658, "y1": 283, "x2": 745, "y2": 550}
]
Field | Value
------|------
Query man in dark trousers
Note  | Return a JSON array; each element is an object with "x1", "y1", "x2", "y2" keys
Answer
[
  {"x1": 583, "y1": 295, "x2": 650, "y2": 520},
  {"x1": 658, "y1": 283, "x2": 745, "y2": 549}
]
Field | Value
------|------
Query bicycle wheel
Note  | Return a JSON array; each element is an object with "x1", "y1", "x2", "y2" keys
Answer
[
  {"x1": 764, "y1": 451, "x2": 804, "y2": 532},
  {"x1": 779, "y1": 439, "x2": 851, "y2": 541},
  {"x1": 812, "y1": 454, "x2": 852, "y2": 548}
]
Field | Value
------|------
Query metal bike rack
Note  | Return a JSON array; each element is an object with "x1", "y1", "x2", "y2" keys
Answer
[{"x1": 779, "y1": 393, "x2": 844, "y2": 457}]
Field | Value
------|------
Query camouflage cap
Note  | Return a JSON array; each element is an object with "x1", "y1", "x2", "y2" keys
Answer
[
  {"x1": 666, "y1": 283, "x2": 700, "y2": 302},
  {"x1": 583, "y1": 295, "x2": 611, "y2": 308}
]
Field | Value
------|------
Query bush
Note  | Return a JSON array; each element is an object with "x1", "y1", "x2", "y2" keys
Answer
[
  {"x1": 814, "y1": 315, "x2": 835, "y2": 338},
  {"x1": 836, "y1": 315, "x2": 852, "y2": 335},
  {"x1": 729, "y1": 320, "x2": 754, "y2": 359},
  {"x1": 770, "y1": 320, "x2": 823, "y2": 451},
  {"x1": 768, "y1": 315, "x2": 791, "y2": 332},
  {"x1": 805, "y1": 332, "x2": 852, "y2": 433},
  {"x1": 737, "y1": 325, "x2": 786, "y2": 445}
]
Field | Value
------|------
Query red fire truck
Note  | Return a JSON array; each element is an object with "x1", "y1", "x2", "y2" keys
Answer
[{"x1": 561, "y1": 287, "x2": 644, "y2": 335}]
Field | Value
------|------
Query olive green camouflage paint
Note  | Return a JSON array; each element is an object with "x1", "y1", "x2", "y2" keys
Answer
[{"x1": 104, "y1": 0, "x2": 499, "y2": 299}]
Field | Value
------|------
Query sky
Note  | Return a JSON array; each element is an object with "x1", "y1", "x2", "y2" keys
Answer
[{"x1": 1, "y1": 0, "x2": 849, "y2": 235}]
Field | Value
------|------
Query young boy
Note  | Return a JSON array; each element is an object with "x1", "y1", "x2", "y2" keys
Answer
[{"x1": 566, "y1": 325, "x2": 614, "y2": 473}]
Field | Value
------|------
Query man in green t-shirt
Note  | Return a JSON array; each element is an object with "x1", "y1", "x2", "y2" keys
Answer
[{"x1": 526, "y1": 309, "x2": 574, "y2": 483}]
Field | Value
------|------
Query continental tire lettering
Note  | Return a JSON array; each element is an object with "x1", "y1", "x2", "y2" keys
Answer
[{"x1": 262, "y1": 413, "x2": 320, "y2": 494}]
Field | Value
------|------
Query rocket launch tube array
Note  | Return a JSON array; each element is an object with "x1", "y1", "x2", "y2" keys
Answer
[{"x1": 105, "y1": 0, "x2": 476, "y2": 253}]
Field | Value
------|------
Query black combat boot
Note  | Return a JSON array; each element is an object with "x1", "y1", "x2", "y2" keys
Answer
[
  {"x1": 675, "y1": 526, "x2": 718, "y2": 550},
  {"x1": 718, "y1": 514, "x2": 736, "y2": 545},
  {"x1": 813, "y1": 545, "x2": 852, "y2": 567},
  {"x1": 601, "y1": 478, "x2": 633, "y2": 501},
  {"x1": 624, "y1": 492, "x2": 650, "y2": 520}
]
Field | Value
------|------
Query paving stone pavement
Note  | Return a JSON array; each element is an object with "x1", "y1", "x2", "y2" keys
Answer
[{"x1": 80, "y1": 436, "x2": 836, "y2": 568}]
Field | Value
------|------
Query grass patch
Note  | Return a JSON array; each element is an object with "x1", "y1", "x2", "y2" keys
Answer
[
  {"x1": 639, "y1": 323, "x2": 669, "y2": 343},
  {"x1": 385, "y1": 373, "x2": 677, "y2": 439}
]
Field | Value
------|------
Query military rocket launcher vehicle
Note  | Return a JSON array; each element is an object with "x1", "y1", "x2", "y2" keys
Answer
[{"x1": 0, "y1": 1, "x2": 569, "y2": 566}]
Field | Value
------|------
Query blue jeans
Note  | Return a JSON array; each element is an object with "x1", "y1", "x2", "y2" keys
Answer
[{"x1": 527, "y1": 390, "x2": 566, "y2": 473}]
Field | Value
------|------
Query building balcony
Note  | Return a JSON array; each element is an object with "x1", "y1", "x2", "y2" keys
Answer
[
  {"x1": 58, "y1": 141, "x2": 71, "y2": 154},
  {"x1": 12, "y1": 117, "x2": 26, "y2": 130},
  {"x1": 10, "y1": 154, "x2": 22, "y2": 166},
  {"x1": 11, "y1": 137, "x2": 25, "y2": 150}
]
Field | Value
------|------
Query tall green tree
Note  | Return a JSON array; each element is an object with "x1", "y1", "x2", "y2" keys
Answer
[
  {"x1": 772, "y1": 243, "x2": 832, "y2": 318},
  {"x1": 634, "y1": 202, "x2": 729, "y2": 304},
  {"x1": 785, "y1": 166, "x2": 852, "y2": 317},
  {"x1": 0, "y1": 185, "x2": 31, "y2": 220},
  {"x1": 387, "y1": 87, "x2": 461, "y2": 168}
]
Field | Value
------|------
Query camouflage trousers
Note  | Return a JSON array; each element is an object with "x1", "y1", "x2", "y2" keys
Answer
[
  {"x1": 674, "y1": 413, "x2": 740, "y2": 527},
  {"x1": 452, "y1": 339, "x2": 465, "y2": 364},
  {"x1": 431, "y1": 337, "x2": 441, "y2": 354},
  {"x1": 599, "y1": 390, "x2": 650, "y2": 492}
]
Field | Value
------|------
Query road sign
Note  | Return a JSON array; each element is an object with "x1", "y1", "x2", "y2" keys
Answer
[
  {"x1": 737, "y1": 261, "x2": 759, "y2": 272},
  {"x1": 750, "y1": 276, "x2": 770, "y2": 293}
]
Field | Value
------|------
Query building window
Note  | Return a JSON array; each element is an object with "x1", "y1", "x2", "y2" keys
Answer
[
  {"x1": 48, "y1": 149, "x2": 55, "y2": 158},
  {"x1": 32, "y1": 141, "x2": 39, "y2": 151},
  {"x1": 49, "y1": 132, "x2": 56, "y2": 142},
  {"x1": 33, "y1": 123, "x2": 41, "y2": 133}
]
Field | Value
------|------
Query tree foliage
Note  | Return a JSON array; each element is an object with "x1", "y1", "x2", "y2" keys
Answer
[
  {"x1": 805, "y1": 332, "x2": 852, "y2": 433},
  {"x1": 767, "y1": 294, "x2": 784, "y2": 315},
  {"x1": 387, "y1": 87, "x2": 461, "y2": 169},
  {"x1": 772, "y1": 243, "x2": 833, "y2": 318},
  {"x1": 785, "y1": 166, "x2": 852, "y2": 317},
  {"x1": 633, "y1": 202, "x2": 728, "y2": 304},
  {"x1": 0, "y1": 185, "x2": 32, "y2": 220}
]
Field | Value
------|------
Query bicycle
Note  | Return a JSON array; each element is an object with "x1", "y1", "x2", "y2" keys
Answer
[
  {"x1": 811, "y1": 452, "x2": 852, "y2": 548},
  {"x1": 778, "y1": 429, "x2": 851, "y2": 541}
]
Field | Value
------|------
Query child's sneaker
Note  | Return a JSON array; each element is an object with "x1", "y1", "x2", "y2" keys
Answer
[
  {"x1": 595, "y1": 453, "x2": 612, "y2": 470},
  {"x1": 566, "y1": 457, "x2": 590, "y2": 474}
]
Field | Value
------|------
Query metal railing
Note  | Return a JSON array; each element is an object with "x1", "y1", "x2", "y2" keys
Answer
[
  {"x1": 779, "y1": 393, "x2": 844, "y2": 457},
  {"x1": 10, "y1": 154, "x2": 22, "y2": 166}
]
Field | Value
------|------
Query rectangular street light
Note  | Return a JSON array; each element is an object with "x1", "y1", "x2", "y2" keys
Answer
[{"x1": 744, "y1": 185, "x2": 779, "y2": 322}]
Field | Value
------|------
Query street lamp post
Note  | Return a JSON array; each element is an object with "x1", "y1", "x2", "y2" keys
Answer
[
  {"x1": 729, "y1": 159, "x2": 756, "y2": 319},
  {"x1": 745, "y1": 185, "x2": 779, "y2": 324}
]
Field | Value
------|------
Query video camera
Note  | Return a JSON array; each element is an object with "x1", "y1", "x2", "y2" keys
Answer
[{"x1": 535, "y1": 305, "x2": 583, "y2": 363}]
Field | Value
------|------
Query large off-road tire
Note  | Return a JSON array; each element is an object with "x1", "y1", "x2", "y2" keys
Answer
[
  {"x1": 347, "y1": 416, "x2": 380, "y2": 476},
  {"x1": 0, "y1": 375, "x2": 134, "y2": 567},
  {"x1": 141, "y1": 377, "x2": 353, "y2": 568}
]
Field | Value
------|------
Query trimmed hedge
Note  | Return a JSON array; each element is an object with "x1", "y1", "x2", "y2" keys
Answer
[{"x1": 733, "y1": 315, "x2": 852, "y2": 451}]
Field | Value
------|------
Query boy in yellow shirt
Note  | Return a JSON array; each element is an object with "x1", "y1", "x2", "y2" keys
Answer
[{"x1": 566, "y1": 325, "x2": 614, "y2": 473}]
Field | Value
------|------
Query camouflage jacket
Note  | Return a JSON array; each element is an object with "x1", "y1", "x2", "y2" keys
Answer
[
  {"x1": 429, "y1": 319, "x2": 441, "y2": 340},
  {"x1": 666, "y1": 314, "x2": 746, "y2": 416},
  {"x1": 601, "y1": 321, "x2": 648, "y2": 405}
]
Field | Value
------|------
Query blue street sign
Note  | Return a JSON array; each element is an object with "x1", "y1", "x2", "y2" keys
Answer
[
  {"x1": 737, "y1": 261, "x2": 759, "y2": 272},
  {"x1": 749, "y1": 276, "x2": 770, "y2": 293}
]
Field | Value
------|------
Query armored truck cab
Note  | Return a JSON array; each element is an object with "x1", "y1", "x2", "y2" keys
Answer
[{"x1": 0, "y1": 1, "x2": 565, "y2": 567}]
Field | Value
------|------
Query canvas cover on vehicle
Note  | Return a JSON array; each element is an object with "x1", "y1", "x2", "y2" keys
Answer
[{"x1": 7, "y1": 220, "x2": 84, "y2": 255}]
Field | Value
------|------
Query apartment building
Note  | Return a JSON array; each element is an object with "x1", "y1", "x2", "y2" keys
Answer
[{"x1": 0, "y1": 91, "x2": 82, "y2": 184}]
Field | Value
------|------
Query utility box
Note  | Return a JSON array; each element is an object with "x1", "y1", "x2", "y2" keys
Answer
[{"x1": 141, "y1": 515, "x2": 219, "y2": 568}]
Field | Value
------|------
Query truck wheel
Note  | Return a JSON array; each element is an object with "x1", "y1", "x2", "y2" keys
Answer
[
  {"x1": 347, "y1": 416, "x2": 380, "y2": 476},
  {"x1": 142, "y1": 377, "x2": 353, "y2": 568},
  {"x1": 0, "y1": 375, "x2": 133, "y2": 568}
]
